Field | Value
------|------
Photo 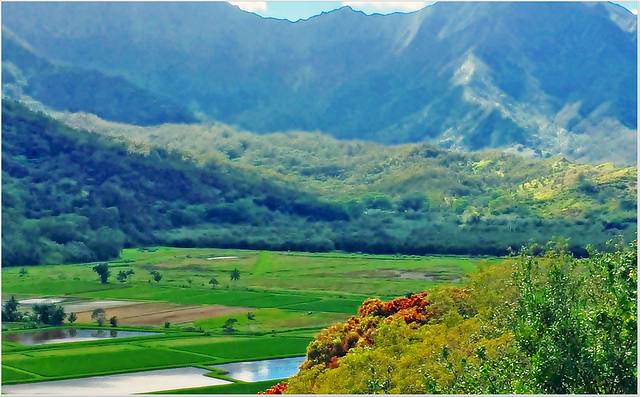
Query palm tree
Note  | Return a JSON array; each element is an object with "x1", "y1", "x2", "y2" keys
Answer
[{"x1": 230, "y1": 268, "x2": 241, "y2": 282}]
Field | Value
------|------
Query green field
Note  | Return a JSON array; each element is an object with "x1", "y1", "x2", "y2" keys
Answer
[{"x1": 1, "y1": 247, "x2": 503, "y2": 393}]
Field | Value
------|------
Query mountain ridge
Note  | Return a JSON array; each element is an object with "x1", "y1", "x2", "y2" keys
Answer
[{"x1": 1, "y1": 1, "x2": 636, "y2": 164}]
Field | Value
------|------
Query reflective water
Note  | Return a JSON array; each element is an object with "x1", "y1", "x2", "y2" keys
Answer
[
  {"x1": 1, "y1": 367, "x2": 232, "y2": 394},
  {"x1": 211, "y1": 356, "x2": 306, "y2": 382},
  {"x1": 3, "y1": 329, "x2": 160, "y2": 345}
]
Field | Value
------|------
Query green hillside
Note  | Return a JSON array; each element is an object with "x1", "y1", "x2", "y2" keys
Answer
[
  {"x1": 58, "y1": 110, "x2": 638, "y2": 235},
  {"x1": 2, "y1": 99, "x2": 636, "y2": 266},
  {"x1": 284, "y1": 241, "x2": 637, "y2": 394}
]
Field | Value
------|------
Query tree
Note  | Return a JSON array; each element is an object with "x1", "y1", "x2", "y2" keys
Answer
[
  {"x1": 230, "y1": 268, "x2": 241, "y2": 282},
  {"x1": 91, "y1": 308, "x2": 106, "y2": 326},
  {"x1": 19, "y1": 267, "x2": 27, "y2": 277},
  {"x1": 110, "y1": 316, "x2": 118, "y2": 327},
  {"x1": 116, "y1": 270, "x2": 128, "y2": 283},
  {"x1": 209, "y1": 277, "x2": 219, "y2": 288},
  {"x1": 68, "y1": 312, "x2": 77, "y2": 325},
  {"x1": 125, "y1": 269, "x2": 135, "y2": 283},
  {"x1": 247, "y1": 312, "x2": 255, "y2": 320},
  {"x1": 93, "y1": 262, "x2": 110, "y2": 284},
  {"x1": 222, "y1": 318, "x2": 238, "y2": 333},
  {"x1": 153, "y1": 271, "x2": 163, "y2": 284},
  {"x1": 2, "y1": 296, "x2": 20, "y2": 322},
  {"x1": 32, "y1": 304, "x2": 66, "y2": 325}
]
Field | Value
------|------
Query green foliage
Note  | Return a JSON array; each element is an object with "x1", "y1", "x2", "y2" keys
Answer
[
  {"x1": 151, "y1": 270, "x2": 163, "y2": 284},
  {"x1": 1, "y1": 296, "x2": 21, "y2": 322},
  {"x1": 512, "y1": 240, "x2": 637, "y2": 393},
  {"x1": 92, "y1": 263, "x2": 110, "y2": 284},
  {"x1": 32, "y1": 304, "x2": 66, "y2": 326},
  {"x1": 68, "y1": 312, "x2": 77, "y2": 325},
  {"x1": 222, "y1": 318, "x2": 237, "y2": 333},
  {"x1": 286, "y1": 240, "x2": 637, "y2": 394},
  {"x1": 230, "y1": 268, "x2": 241, "y2": 282},
  {"x1": 208, "y1": 277, "x2": 219, "y2": 288},
  {"x1": 116, "y1": 270, "x2": 127, "y2": 283},
  {"x1": 91, "y1": 308, "x2": 106, "y2": 326}
]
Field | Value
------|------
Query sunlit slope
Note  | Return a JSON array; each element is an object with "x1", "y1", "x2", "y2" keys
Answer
[{"x1": 57, "y1": 112, "x2": 638, "y2": 227}]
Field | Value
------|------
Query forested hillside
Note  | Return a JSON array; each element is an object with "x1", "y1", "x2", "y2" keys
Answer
[
  {"x1": 2, "y1": 99, "x2": 635, "y2": 267},
  {"x1": 1, "y1": 100, "x2": 349, "y2": 266},
  {"x1": 2, "y1": 1, "x2": 636, "y2": 164}
]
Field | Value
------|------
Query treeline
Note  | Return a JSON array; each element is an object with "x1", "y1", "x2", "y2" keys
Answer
[
  {"x1": 282, "y1": 240, "x2": 637, "y2": 394},
  {"x1": 2, "y1": 100, "x2": 636, "y2": 267}
]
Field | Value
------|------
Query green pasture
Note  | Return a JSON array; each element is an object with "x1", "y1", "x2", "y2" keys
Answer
[
  {"x1": 3, "y1": 344, "x2": 215, "y2": 379},
  {"x1": 166, "y1": 336, "x2": 312, "y2": 361},
  {"x1": 2, "y1": 247, "x2": 500, "y2": 392},
  {"x1": 192, "y1": 308, "x2": 347, "y2": 333}
]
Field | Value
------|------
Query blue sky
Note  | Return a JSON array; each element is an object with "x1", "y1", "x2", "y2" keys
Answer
[{"x1": 229, "y1": 1, "x2": 638, "y2": 21}]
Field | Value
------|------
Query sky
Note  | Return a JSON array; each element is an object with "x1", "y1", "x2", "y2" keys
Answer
[{"x1": 229, "y1": 1, "x2": 638, "y2": 21}]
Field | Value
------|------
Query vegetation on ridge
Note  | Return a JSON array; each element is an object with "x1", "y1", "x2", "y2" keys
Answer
[
  {"x1": 281, "y1": 240, "x2": 637, "y2": 394},
  {"x1": 2, "y1": 99, "x2": 636, "y2": 266}
]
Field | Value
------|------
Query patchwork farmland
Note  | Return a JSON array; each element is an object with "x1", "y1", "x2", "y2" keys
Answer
[{"x1": 1, "y1": 247, "x2": 500, "y2": 394}]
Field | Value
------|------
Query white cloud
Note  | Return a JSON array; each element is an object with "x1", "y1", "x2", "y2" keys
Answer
[
  {"x1": 229, "y1": 2, "x2": 268, "y2": 13},
  {"x1": 342, "y1": 2, "x2": 431, "y2": 14}
]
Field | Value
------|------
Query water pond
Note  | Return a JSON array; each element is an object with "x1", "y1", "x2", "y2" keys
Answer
[
  {"x1": 1, "y1": 367, "x2": 231, "y2": 394},
  {"x1": 211, "y1": 356, "x2": 306, "y2": 382},
  {"x1": 3, "y1": 328, "x2": 160, "y2": 345}
]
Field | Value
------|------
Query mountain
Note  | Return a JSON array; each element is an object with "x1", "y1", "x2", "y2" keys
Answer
[
  {"x1": 1, "y1": 27, "x2": 197, "y2": 126},
  {"x1": 1, "y1": 2, "x2": 636, "y2": 164}
]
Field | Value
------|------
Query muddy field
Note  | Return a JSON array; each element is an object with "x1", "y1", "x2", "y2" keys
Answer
[{"x1": 74, "y1": 302, "x2": 249, "y2": 326}]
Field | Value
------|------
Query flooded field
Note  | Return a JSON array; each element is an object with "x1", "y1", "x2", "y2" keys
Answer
[
  {"x1": 3, "y1": 329, "x2": 160, "y2": 345},
  {"x1": 1, "y1": 367, "x2": 231, "y2": 394},
  {"x1": 211, "y1": 356, "x2": 306, "y2": 382}
]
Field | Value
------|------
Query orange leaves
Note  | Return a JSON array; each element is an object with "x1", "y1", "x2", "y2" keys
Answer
[
  {"x1": 359, "y1": 293, "x2": 431, "y2": 325},
  {"x1": 258, "y1": 381, "x2": 288, "y2": 394},
  {"x1": 303, "y1": 293, "x2": 442, "y2": 369}
]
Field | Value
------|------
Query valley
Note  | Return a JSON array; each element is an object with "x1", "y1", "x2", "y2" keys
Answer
[
  {"x1": 0, "y1": 1, "x2": 636, "y2": 394},
  {"x1": 1, "y1": 247, "x2": 493, "y2": 394}
]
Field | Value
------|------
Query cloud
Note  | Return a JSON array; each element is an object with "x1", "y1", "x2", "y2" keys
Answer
[
  {"x1": 342, "y1": 2, "x2": 431, "y2": 14},
  {"x1": 229, "y1": 2, "x2": 268, "y2": 13}
]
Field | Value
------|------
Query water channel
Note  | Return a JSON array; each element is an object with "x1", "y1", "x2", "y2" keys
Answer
[
  {"x1": 3, "y1": 329, "x2": 160, "y2": 345},
  {"x1": 1, "y1": 367, "x2": 232, "y2": 394},
  {"x1": 211, "y1": 356, "x2": 306, "y2": 382}
]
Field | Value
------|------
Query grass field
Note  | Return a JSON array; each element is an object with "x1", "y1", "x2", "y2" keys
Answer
[{"x1": 1, "y1": 247, "x2": 504, "y2": 393}]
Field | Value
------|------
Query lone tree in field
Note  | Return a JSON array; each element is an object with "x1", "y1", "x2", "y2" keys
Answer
[
  {"x1": 19, "y1": 267, "x2": 27, "y2": 277},
  {"x1": 110, "y1": 316, "x2": 118, "y2": 327},
  {"x1": 126, "y1": 269, "x2": 135, "y2": 283},
  {"x1": 116, "y1": 270, "x2": 128, "y2": 283},
  {"x1": 209, "y1": 277, "x2": 219, "y2": 288},
  {"x1": 93, "y1": 263, "x2": 110, "y2": 284},
  {"x1": 68, "y1": 312, "x2": 77, "y2": 325},
  {"x1": 246, "y1": 312, "x2": 255, "y2": 320},
  {"x1": 222, "y1": 318, "x2": 238, "y2": 333},
  {"x1": 152, "y1": 271, "x2": 163, "y2": 284},
  {"x1": 230, "y1": 268, "x2": 241, "y2": 282},
  {"x1": 91, "y1": 308, "x2": 106, "y2": 326}
]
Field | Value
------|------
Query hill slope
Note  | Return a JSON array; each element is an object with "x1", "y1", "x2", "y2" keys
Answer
[
  {"x1": 1, "y1": 1, "x2": 636, "y2": 164},
  {"x1": 3, "y1": 100, "x2": 637, "y2": 266}
]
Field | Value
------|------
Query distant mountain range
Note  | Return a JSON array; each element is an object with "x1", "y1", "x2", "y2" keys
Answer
[{"x1": 1, "y1": 1, "x2": 637, "y2": 164}]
